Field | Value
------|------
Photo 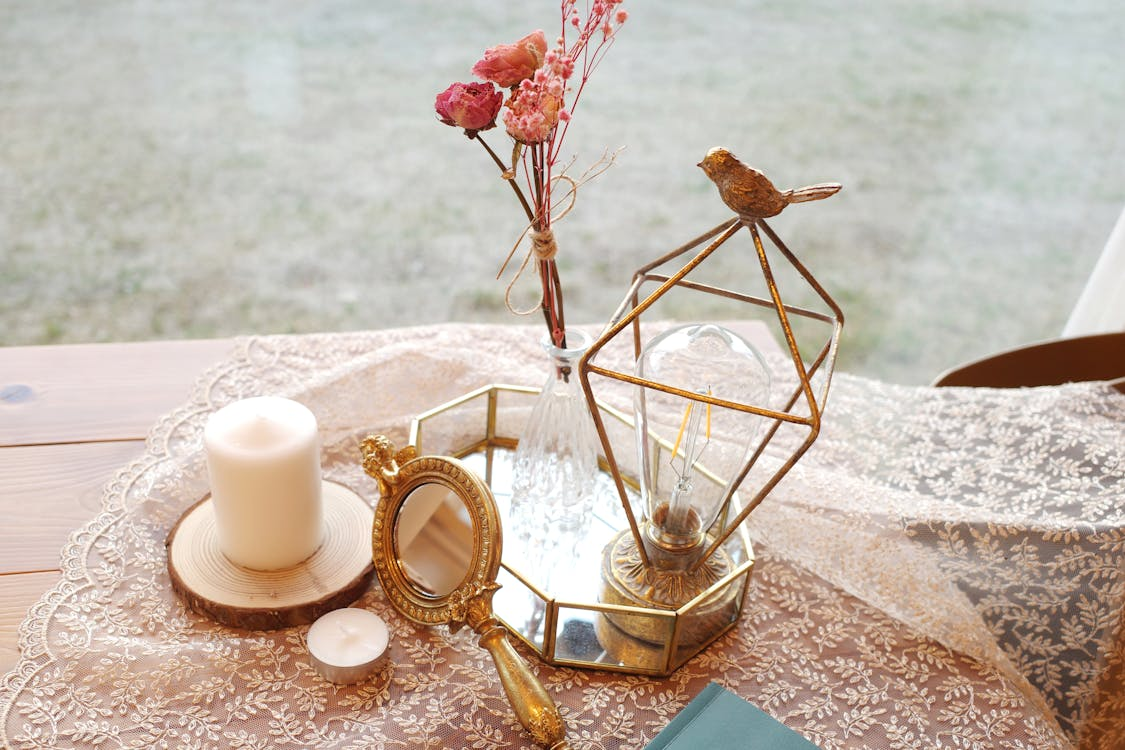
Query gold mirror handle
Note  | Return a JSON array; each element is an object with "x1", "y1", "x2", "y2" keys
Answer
[{"x1": 476, "y1": 623, "x2": 569, "y2": 750}]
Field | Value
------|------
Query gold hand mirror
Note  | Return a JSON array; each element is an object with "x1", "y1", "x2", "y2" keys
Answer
[{"x1": 361, "y1": 435, "x2": 569, "y2": 750}]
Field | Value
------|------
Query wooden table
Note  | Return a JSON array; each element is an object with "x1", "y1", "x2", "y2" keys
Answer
[{"x1": 0, "y1": 339, "x2": 233, "y2": 673}]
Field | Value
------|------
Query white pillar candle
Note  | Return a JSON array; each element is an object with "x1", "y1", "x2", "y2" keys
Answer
[
  {"x1": 204, "y1": 396, "x2": 324, "y2": 570},
  {"x1": 307, "y1": 608, "x2": 390, "y2": 684}
]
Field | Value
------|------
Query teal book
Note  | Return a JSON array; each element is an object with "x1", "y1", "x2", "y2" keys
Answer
[{"x1": 647, "y1": 683, "x2": 820, "y2": 749}]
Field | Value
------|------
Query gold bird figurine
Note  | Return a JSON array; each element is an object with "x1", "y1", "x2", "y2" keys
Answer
[{"x1": 698, "y1": 147, "x2": 841, "y2": 221}]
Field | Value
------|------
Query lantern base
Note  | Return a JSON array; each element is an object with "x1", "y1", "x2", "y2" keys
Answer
[{"x1": 599, "y1": 529, "x2": 739, "y2": 648}]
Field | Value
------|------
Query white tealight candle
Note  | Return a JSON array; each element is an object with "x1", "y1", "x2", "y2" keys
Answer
[
  {"x1": 204, "y1": 396, "x2": 325, "y2": 571},
  {"x1": 307, "y1": 608, "x2": 390, "y2": 684}
]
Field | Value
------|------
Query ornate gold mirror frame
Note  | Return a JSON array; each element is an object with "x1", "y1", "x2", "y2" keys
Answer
[{"x1": 361, "y1": 436, "x2": 570, "y2": 750}]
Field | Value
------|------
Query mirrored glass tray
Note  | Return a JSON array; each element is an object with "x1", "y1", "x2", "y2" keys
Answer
[{"x1": 410, "y1": 384, "x2": 755, "y2": 676}]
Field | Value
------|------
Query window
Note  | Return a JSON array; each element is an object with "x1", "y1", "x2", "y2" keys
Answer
[{"x1": 2, "y1": 2, "x2": 1120, "y2": 384}]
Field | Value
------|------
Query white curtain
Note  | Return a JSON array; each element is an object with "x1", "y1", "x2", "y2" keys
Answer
[{"x1": 1064, "y1": 205, "x2": 1125, "y2": 335}]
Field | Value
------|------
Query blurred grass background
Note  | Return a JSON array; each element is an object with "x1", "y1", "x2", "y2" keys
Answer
[{"x1": 1, "y1": 0, "x2": 1122, "y2": 384}]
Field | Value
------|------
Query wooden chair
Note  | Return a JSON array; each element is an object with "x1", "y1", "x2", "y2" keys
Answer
[{"x1": 932, "y1": 332, "x2": 1125, "y2": 393}]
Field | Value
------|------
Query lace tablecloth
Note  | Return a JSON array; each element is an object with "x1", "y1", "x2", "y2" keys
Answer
[{"x1": 2, "y1": 324, "x2": 1123, "y2": 749}]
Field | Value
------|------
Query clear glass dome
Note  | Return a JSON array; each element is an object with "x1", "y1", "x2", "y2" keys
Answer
[{"x1": 633, "y1": 323, "x2": 771, "y2": 565}]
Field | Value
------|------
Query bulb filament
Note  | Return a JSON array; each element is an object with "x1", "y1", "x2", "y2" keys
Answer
[{"x1": 666, "y1": 388, "x2": 711, "y2": 536}]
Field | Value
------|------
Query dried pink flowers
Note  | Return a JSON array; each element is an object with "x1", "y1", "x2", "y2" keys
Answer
[
  {"x1": 435, "y1": 1, "x2": 627, "y2": 350},
  {"x1": 434, "y1": 82, "x2": 503, "y2": 134},
  {"x1": 472, "y1": 30, "x2": 549, "y2": 89},
  {"x1": 505, "y1": 88, "x2": 562, "y2": 145}
]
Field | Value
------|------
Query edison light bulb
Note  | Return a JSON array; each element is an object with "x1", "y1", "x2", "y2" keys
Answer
[{"x1": 634, "y1": 323, "x2": 770, "y2": 570}]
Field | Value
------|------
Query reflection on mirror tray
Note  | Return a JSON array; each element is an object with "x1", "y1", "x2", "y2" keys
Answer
[{"x1": 360, "y1": 435, "x2": 570, "y2": 750}]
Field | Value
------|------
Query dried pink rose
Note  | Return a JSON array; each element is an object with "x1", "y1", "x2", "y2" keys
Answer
[
  {"x1": 434, "y1": 82, "x2": 503, "y2": 134},
  {"x1": 472, "y1": 30, "x2": 548, "y2": 88}
]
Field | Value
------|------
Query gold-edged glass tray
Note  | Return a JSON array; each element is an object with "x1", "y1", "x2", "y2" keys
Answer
[{"x1": 410, "y1": 384, "x2": 755, "y2": 676}]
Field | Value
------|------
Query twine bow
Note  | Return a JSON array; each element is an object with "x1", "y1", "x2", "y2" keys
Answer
[
  {"x1": 529, "y1": 229, "x2": 559, "y2": 261},
  {"x1": 495, "y1": 148, "x2": 623, "y2": 317},
  {"x1": 499, "y1": 174, "x2": 578, "y2": 316}
]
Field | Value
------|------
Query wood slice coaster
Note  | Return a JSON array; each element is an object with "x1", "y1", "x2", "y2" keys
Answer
[{"x1": 166, "y1": 480, "x2": 376, "y2": 630}]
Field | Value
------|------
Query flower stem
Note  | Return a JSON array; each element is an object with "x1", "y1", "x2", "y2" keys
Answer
[
  {"x1": 474, "y1": 134, "x2": 567, "y2": 353},
  {"x1": 530, "y1": 146, "x2": 567, "y2": 353},
  {"x1": 473, "y1": 134, "x2": 536, "y2": 224},
  {"x1": 549, "y1": 259, "x2": 566, "y2": 346}
]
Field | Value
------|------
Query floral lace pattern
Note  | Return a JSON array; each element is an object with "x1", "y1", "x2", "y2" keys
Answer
[{"x1": 2, "y1": 324, "x2": 1121, "y2": 749}]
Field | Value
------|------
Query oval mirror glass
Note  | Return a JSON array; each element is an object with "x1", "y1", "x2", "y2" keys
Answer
[{"x1": 394, "y1": 483, "x2": 475, "y2": 598}]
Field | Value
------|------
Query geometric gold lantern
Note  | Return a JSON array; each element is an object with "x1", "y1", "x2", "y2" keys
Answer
[{"x1": 577, "y1": 154, "x2": 845, "y2": 667}]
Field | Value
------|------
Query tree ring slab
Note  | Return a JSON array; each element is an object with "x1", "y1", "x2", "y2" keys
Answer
[{"x1": 166, "y1": 480, "x2": 375, "y2": 630}]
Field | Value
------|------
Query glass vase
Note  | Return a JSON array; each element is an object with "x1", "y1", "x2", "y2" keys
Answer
[{"x1": 509, "y1": 329, "x2": 601, "y2": 576}]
